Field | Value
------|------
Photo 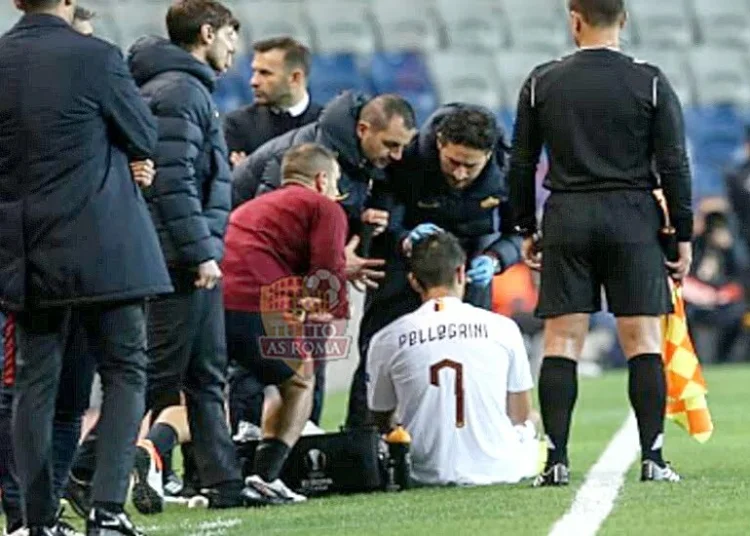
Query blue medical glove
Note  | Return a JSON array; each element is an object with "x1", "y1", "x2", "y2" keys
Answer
[
  {"x1": 466, "y1": 255, "x2": 497, "y2": 287},
  {"x1": 402, "y1": 223, "x2": 443, "y2": 256},
  {"x1": 408, "y1": 223, "x2": 442, "y2": 243}
]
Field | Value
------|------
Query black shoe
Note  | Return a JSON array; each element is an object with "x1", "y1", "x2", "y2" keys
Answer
[
  {"x1": 86, "y1": 509, "x2": 144, "y2": 536},
  {"x1": 532, "y1": 463, "x2": 570, "y2": 487},
  {"x1": 201, "y1": 485, "x2": 281, "y2": 509},
  {"x1": 130, "y1": 441, "x2": 164, "y2": 515},
  {"x1": 64, "y1": 475, "x2": 93, "y2": 520}
]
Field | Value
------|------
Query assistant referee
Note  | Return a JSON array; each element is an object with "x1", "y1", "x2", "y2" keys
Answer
[{"x1": 508, "y1": 0, "x2": 692, "y2": 486}]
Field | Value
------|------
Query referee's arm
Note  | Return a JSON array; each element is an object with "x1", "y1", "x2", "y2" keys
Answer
[
  {"x1": 652, "y1": 71, "x2": 693, "y2": 242},
  {"x1": 508, "y1": 75, "x2": 544, "y2": 236}
]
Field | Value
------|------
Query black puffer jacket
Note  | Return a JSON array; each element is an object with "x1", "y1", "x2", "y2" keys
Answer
[
  {"x1": 128, "y1": 37, "x2": 232, "y2": 268},
  {"x1": 231, "y1": 91, "x2": 384, "y2": 234}
]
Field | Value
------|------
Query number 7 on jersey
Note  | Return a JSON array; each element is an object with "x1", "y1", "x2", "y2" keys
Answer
[{"x1": 430, "y1": 358, "x2": 464, "y2": 428}]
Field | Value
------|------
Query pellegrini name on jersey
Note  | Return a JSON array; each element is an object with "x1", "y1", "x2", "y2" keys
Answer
[{"x1": 398, "y1": 323, "x2": 490, "y2": 349}]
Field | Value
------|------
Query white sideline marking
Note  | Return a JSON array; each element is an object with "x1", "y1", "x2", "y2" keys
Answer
[{"x1": 549, "y1": 412, "x2": 639, "y2": 536}]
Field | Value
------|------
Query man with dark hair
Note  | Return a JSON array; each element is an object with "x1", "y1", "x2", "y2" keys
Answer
[
  {"x1": 346, "y1": 104, "x2": 522, "y2": 428},
  {"x1": 508, "y1": 0, "x2": 691, "y2": 486},
  {"x1": 232, "y1": 91, "x2": 417, "y2": 235},
  {"x1": 224, "y1": 36, "x2": 323, "y2": 166},
  {"x1": 67, "y1": 0, "x2": 268, "y2": 517},
  {"x1": 0, "y1": 0, "x2": 173, "y2": 533},
  {"x1": 71, "y1": 4, "x2": 93, "y2": 35},
  {"x1": 366, "y1": 231, "x2": 537, "y2": 486}
]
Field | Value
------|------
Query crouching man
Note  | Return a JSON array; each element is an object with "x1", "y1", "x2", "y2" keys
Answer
[{"x1": 366, "y1": 231, "x2": 539, "y2": 486}]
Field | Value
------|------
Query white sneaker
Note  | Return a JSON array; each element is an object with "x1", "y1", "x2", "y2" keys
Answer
[
  {"x1": 233, "y1": 421, "x2": 263, "y2": 443},
  {"x1": 5, "y1": 527, "x2": 29, "y2": 536},
  {"x1": 245, "y1": 475, "x2": 307, "y2": 503},
  {"x1": 641, "y1": 460, "x2": 681, "y2": 482}
]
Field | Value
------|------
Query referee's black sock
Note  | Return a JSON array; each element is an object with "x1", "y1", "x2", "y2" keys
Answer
[
  {"x1": 628, "y1": 353, "x2": 666, "y2": 466},
  {"x1": 253, "y1": 437, "x2": 291, "y2": 482},
  {"x1": 538, "y1": 356, "x2": 578, "y2": 467}
]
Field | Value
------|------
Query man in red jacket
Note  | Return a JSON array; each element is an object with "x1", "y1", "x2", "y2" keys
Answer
[{"x1": 222, "y1": 142, "x2": 354, "y2": 502}]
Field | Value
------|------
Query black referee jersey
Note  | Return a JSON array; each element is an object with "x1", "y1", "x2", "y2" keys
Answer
[{"x1": 509, "y1": 47, "x2": 693, "y2": 242}]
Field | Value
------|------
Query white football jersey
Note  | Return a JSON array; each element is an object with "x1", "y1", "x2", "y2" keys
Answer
[{"x1": 367, "y1": 296, "x2": 536, "y2": 486}]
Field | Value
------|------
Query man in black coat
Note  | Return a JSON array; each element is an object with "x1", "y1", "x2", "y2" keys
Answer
[
  {"x1": 0, "y1": 0, "x2": 173, "y2": 533},
  {"x1": 231, "y1": 91, "x2": 417, "y2": 236},
  {"x1": 223, "y1": 36, "x2": 323, "y2": 167},
  {"x1": 346, "y1": 104, "x2": 523, "y2": 427}
]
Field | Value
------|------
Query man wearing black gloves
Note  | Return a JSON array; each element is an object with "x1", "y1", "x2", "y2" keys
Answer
[
  {"x1": 508, "y1": 0, "x2": 693, "y2": 487},
  {"x1": 346, "y1": 104, "x2": 523, "y2": 428}
]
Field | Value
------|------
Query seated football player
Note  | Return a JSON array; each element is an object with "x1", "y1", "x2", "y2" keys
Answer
[{"x1": 366, "y1": 231, "x2": 540, "y2": 486}]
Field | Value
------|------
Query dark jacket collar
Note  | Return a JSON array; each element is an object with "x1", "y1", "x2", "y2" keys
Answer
[
  {"x1": 15, "y1": 13, "x2": 70, "y2": 30},
  {"x1": 317, "y1": 91, "x2": 371, "y2": 169}
]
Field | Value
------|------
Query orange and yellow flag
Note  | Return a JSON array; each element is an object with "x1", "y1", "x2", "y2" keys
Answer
[{"x1": 661, "y1": 279, "x2": 714, "y2": 443}]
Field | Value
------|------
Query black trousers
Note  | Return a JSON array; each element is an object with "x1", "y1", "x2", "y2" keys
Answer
[
  {"x1": 74, "y1": 280, "x2": 242, "y2": 488},
  {"x1": 0, "y1": 312, "x2": 95, "y2": 529},
  {"x1": 12, "y1": 301, "x2": 147, "y2": 526}
]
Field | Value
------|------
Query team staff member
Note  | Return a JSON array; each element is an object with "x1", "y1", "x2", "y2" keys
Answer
[
  {"x1": 347, "y1": 105, "x2": 522, "y2": 427},
  {"x1": 224, "y1": 36, "x2": 323, "y2": 167},
  {"x1": 0, "y1": 0, "x2": 173, "y2": 532},
  {"x1": 509, "y1": 0, "x2": 692, "y2": 486},
  {"x1": 231, "y1": 91, "x2": 417, "y2": 237},
  {"x1": 222, "y1": 143, "x2": 360, "y2": 502},
  {"x1": 221, "y1": 36, "x2": 324, "y2": 439},
  {"x1": 367, "y1": 232, "x2": 538, "y2": 486}
]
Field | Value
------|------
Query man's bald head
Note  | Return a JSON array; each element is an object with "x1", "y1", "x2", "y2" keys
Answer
[{"x1": 356, "y1": 94, "x2": 417, "y2": 169}]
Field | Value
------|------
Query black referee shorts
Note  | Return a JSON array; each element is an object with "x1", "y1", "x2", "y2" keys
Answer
[{"x1": 537, "y1": 189, "x2": 673, "y2": 319}]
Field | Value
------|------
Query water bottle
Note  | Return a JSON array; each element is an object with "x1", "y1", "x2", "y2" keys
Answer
[{"x1": 386, "y1": 424, "x2": 412, "y2": 491}]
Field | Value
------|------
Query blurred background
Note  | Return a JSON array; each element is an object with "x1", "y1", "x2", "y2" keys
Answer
[{"x1": 3, "y1": 0, "x2": 750, "y2": 377}]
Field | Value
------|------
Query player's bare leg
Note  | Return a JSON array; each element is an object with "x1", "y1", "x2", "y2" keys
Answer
[
  {"x1": 534, "y1": 313, "x2": 589, "y2": 487},
  {"x1": 244, "y1": 363, "x2": 314, "y2": 503},
  {"x1": 617, "y1": 316, "x2": 680, "y2": 483}
]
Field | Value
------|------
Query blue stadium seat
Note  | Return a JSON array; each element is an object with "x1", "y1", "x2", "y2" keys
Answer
[
  {"x1": 308, "y1": 53, "x2": 372, "y2": 106},
  {"x1": 214, "y1": 53, "x2": 254, "y2": 114},
  {"x1": 368, "y1": 52, "x2": 437, "y2": 125},
  {"x1": 685, "y1": 106, "x2": 747, "y2": 199}
]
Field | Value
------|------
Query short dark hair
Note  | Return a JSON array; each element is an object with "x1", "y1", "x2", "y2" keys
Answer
[
  {"x1": 253, "y1": 37, "x2": 312, "y2": 77},
  {"x1": 568, "y1": 0, "x2": 625, "y2": 27},
  {"x1": 437, "y1": 108, "x2": 496, "y2": 152},
  {"x1": 166, "y1": 0, "x2": 240, "y2": 49},
  {"x1": 409, "y1": 232, "x2": 467, "y2": 290},
  {"x1": 360, "y1": 94, "x2": 417, "y2": 132},
  {"x1": 74, "y1": 5, "x2": 95, "y2": 22}
]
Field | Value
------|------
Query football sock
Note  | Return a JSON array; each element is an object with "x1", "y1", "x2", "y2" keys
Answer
[
  {"x1": 253, "y1": 438, "x2": 291, "y2": 483},
  {"x1": 539, "y1": 356, "x2": 578, "y2": 467},
  {"x1": 148, "y1": 423, "x2": 178, "y2": 462},
  {"x1": 628, "y1": 353, "x2": 666, "y2": 466}
]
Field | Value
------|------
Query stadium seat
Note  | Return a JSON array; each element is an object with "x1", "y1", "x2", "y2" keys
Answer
[
  {"x1": 427, "y1": 51, "x2": 501, "y2": 110},
  {"x1": 627, "y1": 0, "x2": 694, "y2": 49},
  {"x1": 690, "y1": 0, "x2": 750, "y2": 49},
  {"x1": 434, "y1": 0, "x2": 508, "y2": 52},
  {"x1": 685, "y1": 106, "x2": 747, "y2": 199},
  {"x1": 625, "y1": 47, "x2": 695, "y2": 107},
  {"x1": 308, "y1": 53, "x2": 371, "y2": 106},
  {"x1": 306, "y1": 1, "x2": 376, "y2": 54},
  {"x1": 495, "y1": 50, "x2": 561, "y2": 110},
  {"x1": 370, "y1": 0, "x2": 442, "y2": 53},
  {"x1": 234, "y1": 2, "x2": 313, "y2": 48},
  {"x1": 501, "y1": 0, "x2": 570, "y2": 54},
  {"x1": 368, "y1": 52, "x2": 438, "y2": 125},
  {"x1": 689, "y1": 46, "x2": 750, "y2": 107}
]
